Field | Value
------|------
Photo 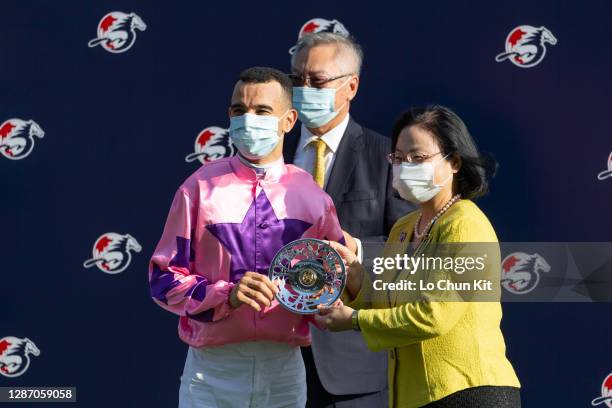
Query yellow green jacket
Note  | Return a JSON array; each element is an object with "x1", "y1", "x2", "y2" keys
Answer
[{"x1": 346, "y1": 199, "x2": 520, "y2": 407}]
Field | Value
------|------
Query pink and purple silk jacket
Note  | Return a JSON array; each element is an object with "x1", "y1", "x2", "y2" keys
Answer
[{"x1": 148, "y1": 155, "x2": 345, "y2": 348}]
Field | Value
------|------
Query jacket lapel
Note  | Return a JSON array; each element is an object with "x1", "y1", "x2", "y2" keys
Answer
[
  {"x1": 282, "y1": 117, "x2": 364, "y2": 203},
  {"x1": 389, "y1": 218, "x2": 417, "y2": 307},
  {"x1": 324, "y1": 117, "x2": 365, "y2": 203}
]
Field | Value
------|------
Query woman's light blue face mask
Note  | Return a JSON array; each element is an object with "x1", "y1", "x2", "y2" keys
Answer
[
  {"x1": 228, "y1": 111, "x2": 289, "y2": 160},
  {"x1": 292, "y1": 77, "x2": 351, "y2": 128}
]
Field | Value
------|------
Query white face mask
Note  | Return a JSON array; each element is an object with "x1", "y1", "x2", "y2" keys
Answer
[
  {"x1": 228, "y1": 111, "x2": 288, "y2": 160},
  {"x1": 292, "y1": 77, "x2": 351, "y2": 128},
  {"x1": 392, "y1": 154, "x2": 451, "y2": 203}
]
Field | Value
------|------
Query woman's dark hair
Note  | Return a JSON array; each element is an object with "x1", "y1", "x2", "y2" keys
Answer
[{"x1": 391, "y1": 105, "x2": 497, "y2": 199}]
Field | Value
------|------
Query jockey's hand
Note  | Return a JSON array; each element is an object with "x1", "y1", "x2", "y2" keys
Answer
[{"x1": 229, "y1": 271, "x2": 279, "y2": 312}]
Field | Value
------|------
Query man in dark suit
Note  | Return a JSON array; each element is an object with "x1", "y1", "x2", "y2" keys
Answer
[{"x1": 284, "y1": 32, "x2": 413, "y2": 407}]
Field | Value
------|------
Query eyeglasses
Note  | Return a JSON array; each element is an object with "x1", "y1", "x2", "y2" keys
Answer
[
  {"x1": 288, "y1": 73, "x2": 351, "y2": 88},
  {"x1": 386, "y1": 151, "x2": 444, "y2": 165}
]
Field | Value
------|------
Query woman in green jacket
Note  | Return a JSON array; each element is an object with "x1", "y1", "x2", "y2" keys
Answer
[{"x1": 316, "y1": 105, "x2": 521, "y2": 407}]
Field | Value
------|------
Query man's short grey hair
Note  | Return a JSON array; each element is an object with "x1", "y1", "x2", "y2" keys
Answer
[{"x1": 290, "y1": 33, "x2": 363, "y2": 76}]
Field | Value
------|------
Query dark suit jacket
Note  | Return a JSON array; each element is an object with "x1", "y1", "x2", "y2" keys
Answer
[{"x1": 283, "y1": 116, "x2": 414, "y2": 395}]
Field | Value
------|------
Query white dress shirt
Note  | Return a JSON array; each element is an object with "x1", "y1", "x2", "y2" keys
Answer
[
  {"x1": 291, "y1": 114, "x2": 363, "y2": 262},
  {"x1": 293, "y1": 114, "x2": 350, "y2": 190}
]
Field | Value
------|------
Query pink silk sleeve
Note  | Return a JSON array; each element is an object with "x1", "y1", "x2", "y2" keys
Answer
[
  {"x1": 303, "y1": 196, "x2": 346, "y2": 246},
  {"x1": 148, "y1": 187, "x2": 235, "y2": 323}
]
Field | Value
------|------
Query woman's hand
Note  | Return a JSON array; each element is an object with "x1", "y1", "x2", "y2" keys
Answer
[
  {"x1": 341, "y1": 229, "x2": 358, "y2": 254},
  {"x1": 315, "y1": 300, "x2": 355, "y2": 332},
  {"x1": 327, "y1": 240, "x2": 365, "y2": 299}
]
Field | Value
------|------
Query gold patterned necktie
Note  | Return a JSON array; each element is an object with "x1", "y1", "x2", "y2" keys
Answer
[{"x1": 310, "y1": 137, "x2": 327, "y2": 188}]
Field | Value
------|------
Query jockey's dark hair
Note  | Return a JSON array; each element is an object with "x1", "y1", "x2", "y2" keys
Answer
[
  {"x1": 238, "y1": 67, "x2": 292, "y2": 108},
  {"x1": 391, "y1": 105, "x2": 497, "y2": 199}
]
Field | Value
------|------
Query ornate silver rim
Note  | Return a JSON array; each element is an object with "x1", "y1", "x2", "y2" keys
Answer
[{"x1": 268, "y1": 238, "x2": 346, "y2": 314}]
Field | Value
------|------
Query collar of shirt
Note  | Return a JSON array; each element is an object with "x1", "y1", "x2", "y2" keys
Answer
[
  {"x1": 298, "y1": 113, "x2": 350, "y2": 153},
  {"x1": 232, "y1": 153, "x2": 285, "y2": 183}
]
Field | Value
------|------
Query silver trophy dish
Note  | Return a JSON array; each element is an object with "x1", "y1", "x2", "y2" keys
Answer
[{"x1": 268, "y1": 238, "x2": 346, "y2": 314}]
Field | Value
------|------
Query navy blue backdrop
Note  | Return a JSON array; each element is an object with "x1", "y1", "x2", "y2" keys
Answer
[{"x1": 1, "y1": 1, "x2": 611, "y2": 406}]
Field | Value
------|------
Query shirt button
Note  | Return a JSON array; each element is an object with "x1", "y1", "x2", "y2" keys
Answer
[{"x1": 259, "y1": 222, "x2": 269, "y2": 229}]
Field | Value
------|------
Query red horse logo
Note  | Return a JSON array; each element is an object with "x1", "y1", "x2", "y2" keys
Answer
[
  {"x1": 0, "y1": 336, "x2": 40, "y2": 378},
  {"x1": 288, "y1": 18, "x2": 350, "y2": 54},
  {"x1": 88, "y1": 11, "x2": 147, "y2": 53},
  {"x1": 83, "y1": 232, "x2": 142, "y2": 274},
  {"x1": 495, "y1": 25, "x2": 557, "y2": 68},
  {"x1": 0, "y1": 119, "x2": 44, "y2": 160},
  {"x1": 185, "y1": 126, "x2": 236, "y2": 164}
]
